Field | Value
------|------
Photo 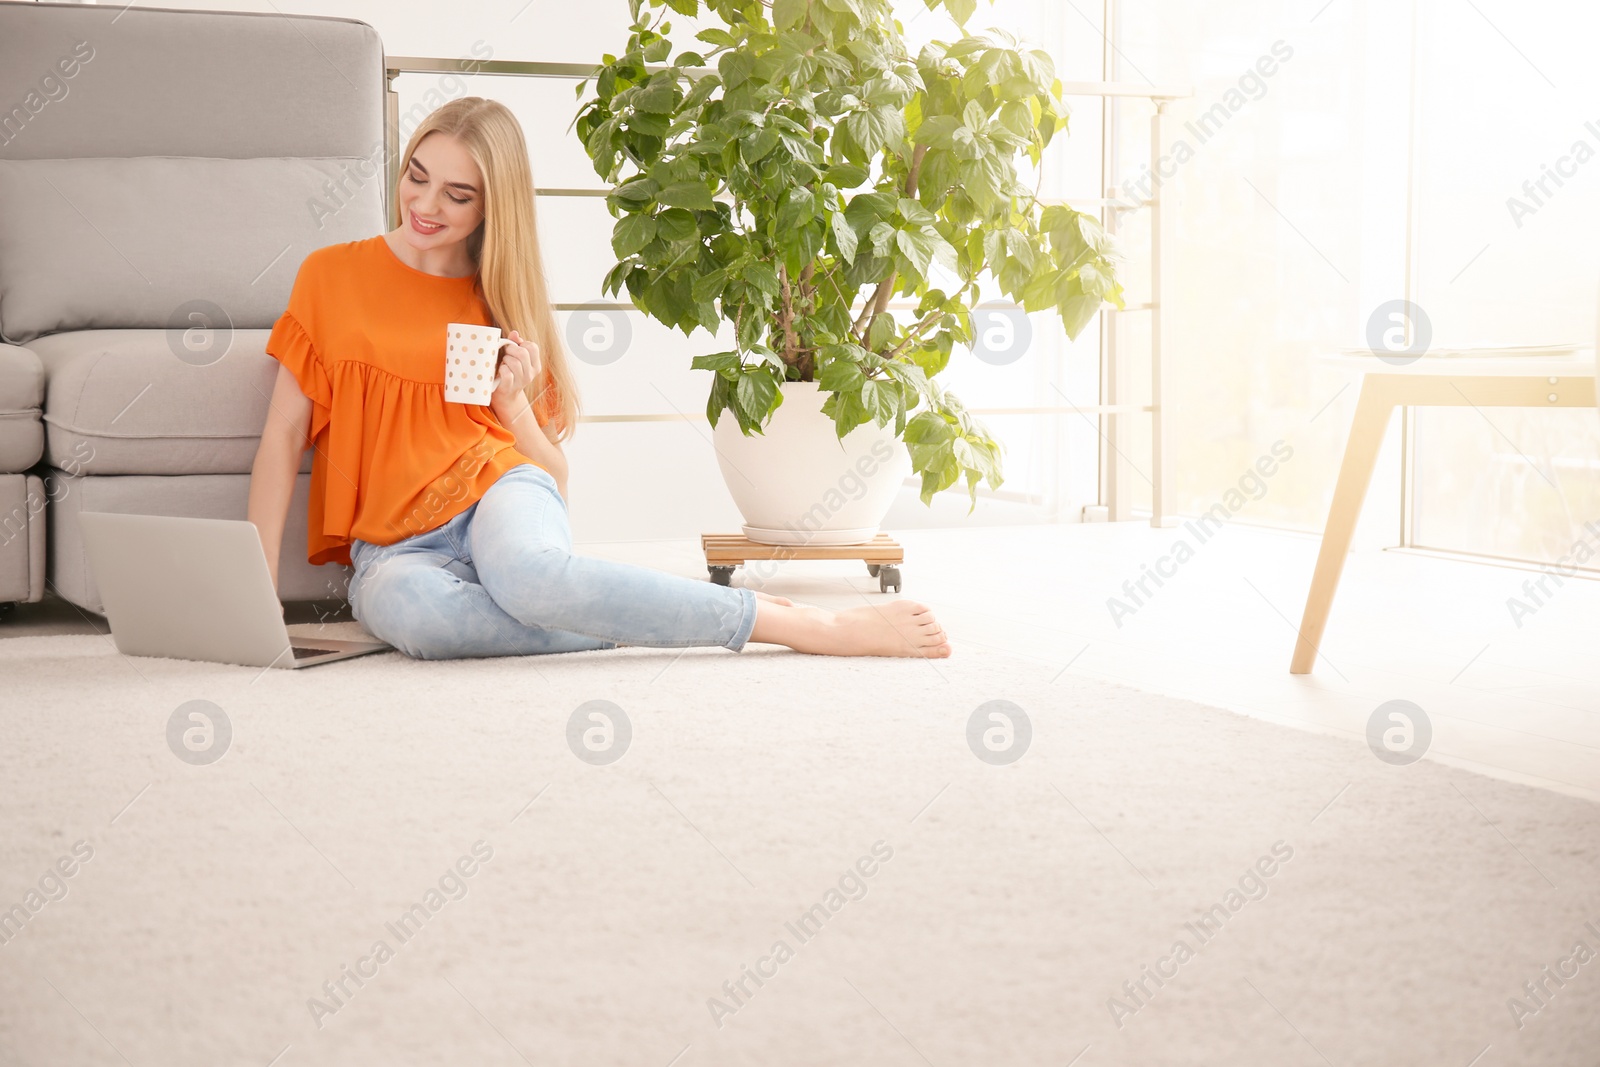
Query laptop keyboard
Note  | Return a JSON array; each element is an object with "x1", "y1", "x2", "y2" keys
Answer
[{"x1": 292, "y1": 645, "x2": 342, "y2": 659}]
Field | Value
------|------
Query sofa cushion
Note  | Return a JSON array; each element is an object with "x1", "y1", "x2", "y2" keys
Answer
[
  {"x1": 30, "y1": 328, "x2": 313, "y2": 476},
  {"x1": 0, "y1": 343, "x2": 44, "y2": 472},
  {"x1": 46, "y1": 466, "x2": 344, "y2": 613},
  {"x1": 0, "y1": 155, "x2": 385, "y2": 345},
  {"x1": 0, "y1": 5, "x2": 383, "y2": 161}
]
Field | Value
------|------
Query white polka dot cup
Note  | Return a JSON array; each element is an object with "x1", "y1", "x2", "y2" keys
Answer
[{"x1": 445, "y1": 322, "x2": 514, "y2": 406}]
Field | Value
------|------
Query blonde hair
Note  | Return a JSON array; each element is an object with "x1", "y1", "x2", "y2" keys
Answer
[{"x1": 391, "y1": 97, "x2": 579, "y2": 442}]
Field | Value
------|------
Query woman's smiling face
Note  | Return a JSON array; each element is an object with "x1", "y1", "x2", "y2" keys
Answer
[{"x1": 398, "y1": 132, "x2": 484, "y2": 248}]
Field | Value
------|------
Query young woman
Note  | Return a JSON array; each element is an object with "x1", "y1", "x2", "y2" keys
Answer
[{"x1": 247, "y1": 97, "x2": 951, "y2": 661}]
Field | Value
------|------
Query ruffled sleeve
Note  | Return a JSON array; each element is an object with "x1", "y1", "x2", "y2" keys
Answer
[{"x1": 265, "y1": 310, "x2": 332, "y2": 442}]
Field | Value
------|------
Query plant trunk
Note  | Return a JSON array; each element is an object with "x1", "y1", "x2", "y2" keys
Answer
[{"x1": 857, "y1": 144, "x2": 929, "y2": 344}]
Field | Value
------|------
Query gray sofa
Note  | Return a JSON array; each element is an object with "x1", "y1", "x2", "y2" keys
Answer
[{"x1": 0, "y1": 1, "x2": 389, "y2": 618}]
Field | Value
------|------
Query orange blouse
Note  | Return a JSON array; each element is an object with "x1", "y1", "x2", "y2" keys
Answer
[{"x1": 265, "y1": 234, "x2": 559, "y2": 567}]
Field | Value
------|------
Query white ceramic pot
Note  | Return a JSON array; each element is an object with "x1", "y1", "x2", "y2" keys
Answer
[{"x1": 711, "y1": 380, "x2": 911, "y2": 545}]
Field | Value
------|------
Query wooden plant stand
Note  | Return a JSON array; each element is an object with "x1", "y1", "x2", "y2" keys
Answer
[{"x1": 701, "y1": 533, "x2": 905, "y2": 593}]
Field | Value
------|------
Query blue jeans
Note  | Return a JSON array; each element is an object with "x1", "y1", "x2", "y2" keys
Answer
[{"x1": 348, "y1": 463, "x2": 759, "y2": 660}]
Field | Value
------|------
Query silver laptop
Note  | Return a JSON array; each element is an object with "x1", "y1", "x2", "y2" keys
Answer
[{"x1": 78, "y1": 511, "x2": 392, "y2": 669}]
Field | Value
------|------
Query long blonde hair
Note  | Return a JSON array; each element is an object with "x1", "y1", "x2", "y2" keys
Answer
[{"x1": 391, "y1": 97, "x2": 579, "y2": 441}]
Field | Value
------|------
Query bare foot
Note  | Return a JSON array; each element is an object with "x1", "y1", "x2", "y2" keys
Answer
[
  {"x1": 751, "y1": 590, "x2": 795, "y2": 607},
  {"x1": 749, "y1": 599, "x2": 951, "y2": 658},
  {"x1": 826, "y1": 601, "x2": 951, "y2": 658}
]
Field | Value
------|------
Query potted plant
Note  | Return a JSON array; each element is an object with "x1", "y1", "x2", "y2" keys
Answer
[{"x1": 575, "y1": 0, "x2": 1122, "y2": 543}]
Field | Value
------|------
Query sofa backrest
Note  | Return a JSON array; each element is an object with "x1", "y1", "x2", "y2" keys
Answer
[{"x1": 0, "y1": 2, "x2": 388, "y2": 344}]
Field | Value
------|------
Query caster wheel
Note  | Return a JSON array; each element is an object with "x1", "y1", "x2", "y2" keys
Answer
[
  {"x1": 866, "y1": 563, "x2": 880, "y2": 577},
  {"x1": 878, "y1": 565, "x2": 901, "y2": 594},
  {"x1": 708, "y1": 565, "x2": 736, "y2": 586}
]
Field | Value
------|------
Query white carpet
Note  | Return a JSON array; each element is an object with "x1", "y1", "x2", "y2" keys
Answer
[{"x1": 2, "y1": 626, "x2": 1598, "y2": 1066}]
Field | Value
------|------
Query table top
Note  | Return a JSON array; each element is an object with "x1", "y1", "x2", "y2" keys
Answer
[{"x1": 1315, "y1": 348, "x2": 1595, "y2": 377}]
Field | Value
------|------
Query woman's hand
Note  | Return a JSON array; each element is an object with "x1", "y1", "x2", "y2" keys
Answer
[{"x1": 493, "y1": 329, "x2": 542, "y2": 401}]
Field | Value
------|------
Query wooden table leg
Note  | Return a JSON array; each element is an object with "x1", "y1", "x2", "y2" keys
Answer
[
  {"x1": 1291, "y1": 378, "x2": 1397, "y2": 674},
  {"x1": 1288, "y1": 372, "x2": 1594, "y2": 673}
]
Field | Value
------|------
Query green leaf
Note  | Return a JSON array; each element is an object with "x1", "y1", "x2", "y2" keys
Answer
[
  {"x1": 601, "y1": 259, "x2": 632, "y2": 298},
  {"x1": 691, "y1": 350, "x2": 741, "y2": 373},
  {"x1": 611, "y1": 213, "x2": 657, "y2": 257},
  {"x1": 962, "y1": 99, "x2": 988, "y2": 132},
  {"x1": 1056, "y1": 280, "x2": 1101, "y2": 340},
  {"x1": 1005, "y1": 229, "x2": 1037, "y2": 270},
  {"x1": 639, "y1": 271, "x2": 685, "y2": 330},
  {"x1": 823, "y1": 163, "x2": 870, "y2": 189},
  {"x1": 917, "y1": 148, "x2": 957, "y2": 203},
  {"x1": 860, "y1": 378, "x2": 900, "y2": 426},
  {"x1": 897, "y1": 197, "x2": 936, "y2": 225},
  {"x1": 941, "y1": 0, "x2": 977, "y2": 25},
  {"x1": 584, "y1": 115, "x2": 620, "y2": 160},
  {"x1": 1022, "y1": 266, "x2": 1063, "y2": 312},
  {"x1": 748, "y1": 344, "x2": 785, "y2": 372},
  {"x1": 820, "y1": 341, "x2": 871, "y2": 362},
  {"x1": 998, "y1": 100, "x2": 1034, "y2": 140},
  {"x1": 657, "y1": 181, "x2": 717, "y2": 210},
  {"x1": 823, "y1": 385, "x2": 871, "y2": 438},
  {"x1": 967, "y1": 436, "x2": 1003, "y2": 485},
  {"x1": 682, "y1": 75, "x2": 722, "y2": 112},
  {"x1": 882, "y1": 358, "x2": 929, "y2": 392},
  {"x1": 983, "y1": 229, "x2": 1005, "y2": 270},
  {"x1": 718, "y1": 51, "x2": 756, "y2": 89},
  {"x1": 696, "y1": 27, "x2": 737, "y2": 47},
  {"x1": 743, "y1": 261, "x2": 781, "y2": 297},
  {"x1": 844, "y1": 190, "x2": 897, "y2": 231},
  {"x1": 1077, "y1": 261, "x2": 1113, "y2": 299},
  {"x1": 735, "y1": 369, "x2": 778, "y2": 425},
  {"x1": 845, "y1": 105, "x2": 905, "y2": 158},
  {"x1": 706, "y1": 368, "x2": 730, "y2": 428},
  {"x1": 944, "y1": 37, "x2": 985, "y2": 62},
  {"x1": 691, "y1": 268, "x2": 729, "y2": 302},
  {"x1": 913, "y1": 115, "x2": 962, "y2": 149},
  {"x1": 867, "y1": 311, "x2": 897, "y2": 352},
  {"x1": 741, "y1": 126, "x2": 781, "y2": 164},
  {"x1": 1042, "y1": 204, "x2": 1094, "y2": 263},
  {"x1": 656, "y1": 207, "x2": 699, "y2": 243},
  {"x1": 776, "y1": 186, "x2": 816, "y2": 233},
  {"x1": 949, "y1": 125, "x2": 984, "y2": 160},
  {"x1": 869, "y1": 220, "x2": 897, "y2": 258},
  {"x1": 609, "y1": 177, "x2": 659, "y2": 204},
  {"x1": 830, "y1": 210, "x2": 860, "y2": 264},
  {"x1": 903, "y1": 408, "x2": 954, "y2": 447},
  {"x1": 895, "y1": 229, "x2": 934, "y2": 276},
  {"x1": 627, "y1": 110, "x2": 671, "y2": 137},
  {"x1": 861, "y1": 73, "x2": 911, "y2": 109},
  {"x1": 964, "y1": 51, "x2": 1003, "y2": 98},
  {"x1": 634, "y1": 78, "x2": 679, "y2": 114},
  {"x1": 773, "y1": 0, "x2": 809, "y2": 31},
  {"x1": 909, "y1": 338, "x2": 951, "y2": 378},
  {"x1": 663, "y1": 0, "x2": 698, "y2": 14},
  {"x1": 818, "y1": 356, "x2": 866, "y2": 392}
]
